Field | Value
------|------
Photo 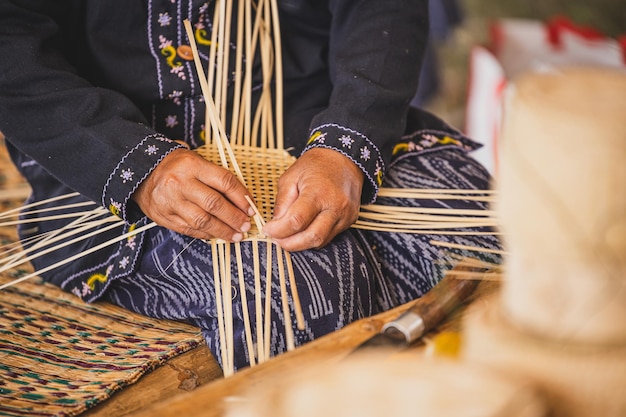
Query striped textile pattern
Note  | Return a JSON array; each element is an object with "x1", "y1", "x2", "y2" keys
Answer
[{"x1": 0, "y1": 268, "x2": 204, "y2": 417}]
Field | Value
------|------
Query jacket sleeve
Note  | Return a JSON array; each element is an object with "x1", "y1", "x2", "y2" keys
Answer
[
  {"x1": 303, "y1": 0, "x2": 429, "y2": 203},
  {"x1": 0, "y1": 0, "x2": 184, "y2": 223}
]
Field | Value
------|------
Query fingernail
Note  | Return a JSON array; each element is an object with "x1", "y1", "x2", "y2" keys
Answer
[
  {"x1": 232, "y1": 232, "x2": 243, "y2": 242},
  {"x1": 247, "y1": 206, "x2": 256, "y2": 216},
  {"x1": 241, "y1": 221, "x2": 251, "y2": 233}
]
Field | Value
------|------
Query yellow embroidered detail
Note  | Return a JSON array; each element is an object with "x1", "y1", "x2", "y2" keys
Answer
[
  {"x1": 195, "y1": 28, "x2": 214, "y2": 46},
  {"x1": 438, "y1": 135, "x2": 461, "y2": 146},
  {"x1": 392, "y1": 142, "x2": 409, "y2": 155},
  {"x1": 86, "y1": 273, "x2": 108, "y2": 291},
  {"x1": 109, "y1": 204, "x2": 121, "y2": 217},
  {"x1": 307, "y1": 131, "x2": 322, "y2": 145},
  {"x1": 127, "y1": 223, "x2": 137, "y2": 241},
  {"x1": 376, "y1": 169, "x2": 384, "y2": 185},
  {"x1": 161, "y1": 45, "x2": 182, "y2": 68}
]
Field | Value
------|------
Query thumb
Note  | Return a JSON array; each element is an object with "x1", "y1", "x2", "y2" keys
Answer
[{"x1": 271, "y1": 180, "x2": 299, "y2": 221}]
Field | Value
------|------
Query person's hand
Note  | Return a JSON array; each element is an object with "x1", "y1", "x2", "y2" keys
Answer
[
  {"x1": 132, "y1": 148, "x2": 254, "y2": 241},
  {"x1": 262, "y1": 148, "x2": 364, "y2": 251}
]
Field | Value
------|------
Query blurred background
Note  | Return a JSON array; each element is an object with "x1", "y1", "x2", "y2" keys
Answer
[{"x1": 416, "y1": 0, "x2": 626, "y2": 129}]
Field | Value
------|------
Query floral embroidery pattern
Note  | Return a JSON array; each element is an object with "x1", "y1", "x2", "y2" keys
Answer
[
  {"x1": 158, "y1": 12, "x2": 172, "y2": 26},
  {"x1": 109, "y1": 199, "x2": 122, "y2": 217},
  {"x1": 392, "y1": 132, "x2": 478, "y2": 157},
  {"x1": 165, "y1": 115, "x2": 178, "y2": 128},
  {"x1": 145, "y1": 144, "x2": 159, "y2": 155},
  {"x1": 72, "y1": 282, "x2": 93, "y2": 298},
  {"x1": 360, "y1": 146, "x2": 371, "y2": 161},
  {"x1": 119, "y1": 256, "x2": 130, "y2": 269},
  {"x1": 120, "y1": 169, "x2": 134, "y2": 183},
  {"x1": 168, "y1": 90, "x2": 183, "y2": 105},
  {"x1": 339, "y1": 135, "x2": 354, "y2": 149},
  {"x1": 304, "y1": 123, "x2": 385, "y2": 204},
  {"x1": 102, "y1": 134, "x2": 185, "y2": 223},
  {"x1": 374, "y1": 161, "x2": 383, "y2": 186},
  {"x1": 159, "y1": 35, "x2": 187, "y2": 80}
]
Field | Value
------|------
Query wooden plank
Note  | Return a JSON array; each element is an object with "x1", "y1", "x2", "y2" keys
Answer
[
  {"x1": 125, "y1": 281, "x2": 498, "y2": 417},
  {"x1": 83, "y1": 344, "x2": 223, "y2": 417}
]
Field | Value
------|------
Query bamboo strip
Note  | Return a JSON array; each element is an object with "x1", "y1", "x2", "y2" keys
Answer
[
  {"x1": 357, "y1": 212, "x2": 498, "y2": 225},
  {"x1": 218, "y1": 0, "x2": 233, "y2": 128},
  {"x1": 213, "y1": 0, "x2": 226, "y2": 128},
  {"x1": 360, "y1": 204, "x2": 496, "y2": 217},
  {"x1": 0, "y1": 207, "x2": 112, "y2": 228},
  {"x1": 446, "y1": 254, "x2": 502, "y2": 269},
  {"x1": 0, "y1": 201, "x2": 99, "y2": 220},
  {"x1": 0, "y1": 215, "x2": 119, "y2": 270},
  {"x1": 0, "y1": 192, "x2": 82, "y2": 219},
  {"x1": 0, "y1": 222, "x2": 156, "y2": 291},
  {"x1": 211, "y1": 240, "x2": 229, "y2": 371},
  {"x1": 430, "y1": 240, "x2": 507, "y2": 255},
  {"x1": 245, "y1": 195, "x2": 265, "y2": 237},
  {"x1": 276, "y1": 245, "x2": 295, "y2": 351},
  {"x1": 229, "y1": 0, "x2": 245, "y2": 145},
  {"x1": 186, "y1": 19, "x2": 232, "y2": 171},
  {"x1": 445, "y1": 270, "x2": 503, "y2": 281},
  {"x1": 235, "y1": 241, "x2": 256, "y2": 367},
  {"x1": 269, "y1": 0, "x2": 284, "y2": 150},
  {"x1": 354, "y1": 219, "x2": 498, "y2": 230},
  {"x1": 218, "y1": 242, "x2": 234, "y2": 376},
  {"x1": 242, "y1": 0, "x2": 255, "y2": 147},
  {"x1": 352, "y1": 222, "x2": 500, "y2": 235},
  {"x1": 252, "y1": 239, "x2": 265, "y2": 363},
  {"x1": 197, "y1": 2, "x2": 220, "y2": 150},
  {"x1": 263, "y1": 239, "x2": 273, "y2": 360},
  {"x1": 285, "y1": 251, "x2": 305, "y2": 330},
  {"x1": 0, "y1": 215, "x2": 125, "y2": 275},
  {"x1": 377, "y1": 187, "x2": 496, "y2": 197}
]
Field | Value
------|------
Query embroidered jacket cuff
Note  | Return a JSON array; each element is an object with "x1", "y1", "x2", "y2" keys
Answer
[
  {"x1": 101, "y1": 134, "x2": 185, "y2": 223},
  {"x1": 302, "y1": 124, "x2": 384, "y2": 204}
]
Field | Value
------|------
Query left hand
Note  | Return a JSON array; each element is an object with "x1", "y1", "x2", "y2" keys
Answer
[{"x1": 262, "y1": 148, "x2": 364, "y2": 251}]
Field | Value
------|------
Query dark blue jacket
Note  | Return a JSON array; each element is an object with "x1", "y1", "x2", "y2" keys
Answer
[{"x1": 0, "y1": 0, "x2": 431, "y2": 300}]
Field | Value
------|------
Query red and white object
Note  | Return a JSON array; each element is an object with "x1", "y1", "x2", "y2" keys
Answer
[{"x1": 465, "y1": 16, "x2": 626, "y2": 175}]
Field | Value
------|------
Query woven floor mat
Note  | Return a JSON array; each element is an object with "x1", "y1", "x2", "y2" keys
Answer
[
  {"x1": 0, "y1": 271, "x2": 205, "y2": 417},
  {"x1": 0, "y1": 140, "x2": 205, "y2": 416}
]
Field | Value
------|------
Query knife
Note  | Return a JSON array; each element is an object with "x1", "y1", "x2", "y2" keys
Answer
[{"x1": 352, "y1": 262, "x2": 483, "y2": 352}]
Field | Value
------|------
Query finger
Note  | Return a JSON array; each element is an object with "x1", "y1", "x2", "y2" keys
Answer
[
  {"x1": 263, "y1": 194, "x2": 320, "y2": 239},
  {"x1": 154, "y1": 200, "x2": 247, "y2": 242},
  {"x1": 182, "y1": 178, "x2": 252, "y2": 234},
  {"x1": 271, "y1": 210, "x2": 341, "y2": 252},
  {"x1": 271, "y1": 176, "x2": 300, "y2": 220},
  {"x1": 196, "y1": 163, "x2": 256, "y2": 217}
]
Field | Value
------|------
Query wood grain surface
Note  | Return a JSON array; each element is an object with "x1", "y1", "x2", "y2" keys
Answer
[{"x1": 123, "y1": 281, "x2": 499, "y2": 417}]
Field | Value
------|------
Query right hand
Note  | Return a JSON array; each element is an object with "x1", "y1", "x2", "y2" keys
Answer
[{"x1": 132, "y1": 148, "x2": 254, "y2": 241}]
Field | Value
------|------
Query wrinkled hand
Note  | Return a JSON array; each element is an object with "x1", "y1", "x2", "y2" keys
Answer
[
  {"x1": 132, "y1": 148, "x2": 254, "y2": 241},
  {"x1": 262, "y1": 148, "x2": 364, "y2": 251}
]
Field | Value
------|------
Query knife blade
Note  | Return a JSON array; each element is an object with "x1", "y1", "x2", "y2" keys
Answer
[{"x1": 352, "y1": 262, "x2": 483, "y2": 353}]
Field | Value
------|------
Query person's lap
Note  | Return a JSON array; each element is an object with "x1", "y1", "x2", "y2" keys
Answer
[
  {"x1": 102, "y1": 226, "x2": 383, "y2": 369},
  {"x1": 102, "y1": 147, "x2": 501, "y2": 370}
]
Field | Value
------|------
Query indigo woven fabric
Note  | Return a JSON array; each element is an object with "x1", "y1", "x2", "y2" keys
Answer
[{"x1": 103, "y1": 144, "x2": 501, "y2": 370}]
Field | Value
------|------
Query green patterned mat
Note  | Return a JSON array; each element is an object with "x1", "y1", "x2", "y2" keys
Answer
[
  {"x1": 0, "y1": 140, "x2": 206, "y2": 416},
  {"x1": 0, "y1": 272, "x2": 205, "y2": 417}
]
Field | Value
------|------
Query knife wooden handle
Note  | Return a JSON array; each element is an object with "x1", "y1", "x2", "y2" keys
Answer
[
  {"x1": 411, "y1": 265, "x2": 480, "y2": 332},
  {"x1": 382, "y1": 262, "x2": 483, "y2": 342}
]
